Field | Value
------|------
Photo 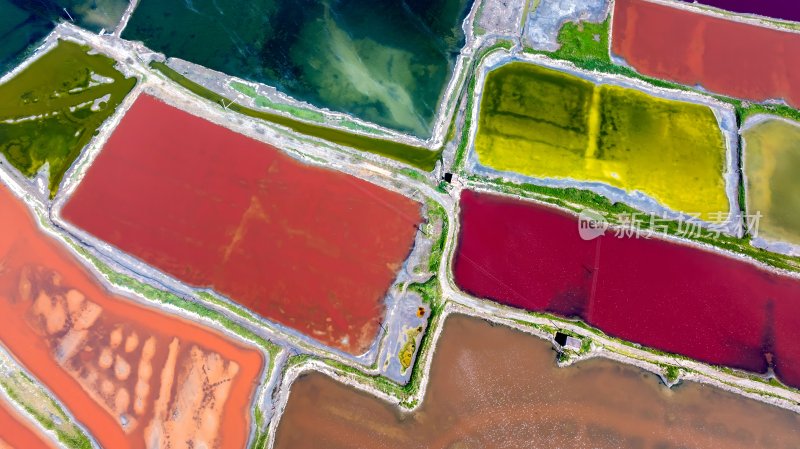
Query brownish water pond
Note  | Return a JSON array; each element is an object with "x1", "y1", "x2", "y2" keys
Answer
[{"x1": 275, "y1": 314, "x2": 800, "y2": 448}]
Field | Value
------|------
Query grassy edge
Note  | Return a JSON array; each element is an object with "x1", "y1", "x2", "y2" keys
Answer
[
  {"x1": 229, "y1": 81, "x2": 390, "y2": 137},
  {"x1": 150, "y1": 62, "x2": 441, "y2": 171},
  {"x1": 0, "y1": 373, "x2": 93, "y2": 449},
  {"x1": 451, "y1": 40, "x2": 515, "y2": 171}
]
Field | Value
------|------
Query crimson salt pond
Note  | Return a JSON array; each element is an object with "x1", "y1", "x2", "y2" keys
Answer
[
  {"x1": 61, "y1": 95, "x2": 422, "y2": 355},
  {"x1": 454, "y1": 190, "x2": 800, "y2": 388},
  {"x1": 275, "y1": 315, "x2": 800, "y2": 448}
]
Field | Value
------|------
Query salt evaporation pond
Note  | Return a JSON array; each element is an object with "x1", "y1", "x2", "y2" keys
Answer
[
  {"x1": 474, "y1": 61, "x2": 729, "y2": 219},
  {"x1": 0, "y1": 182, "x2": 264, "y2": 449},
  {"x1": 275, "y1": 315, "x2": 800, "y2": 448},
  {"x1": 0, "y1": 0, "x2": 129, "y2": 75},
  {"x1": 62, "y1": 95, "x2": 422, "y2": 355},
  {"x1": 454, "y1": 190, "x2": 800, "y2": 388},
  {"x1": 122, "y1": 0, "x2": 473, "y2": 137},
  {"x1": 612, "y1": 0, "x2": 800, "y2": 109},
  {"x1": 743, "y1": 118, "x2": 800, "y2": 248},
  {"x1": 678, "y1": 0, "x2": 800, "y2": 22}
]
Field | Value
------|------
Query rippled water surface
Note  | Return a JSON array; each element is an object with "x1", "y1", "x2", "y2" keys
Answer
[{"x1": 123, "y1": 0, "x2": 473, "y2": 137}]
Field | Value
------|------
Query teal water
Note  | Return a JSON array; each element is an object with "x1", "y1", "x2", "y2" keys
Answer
[
  {"x1": 0, "y1": 0, "x2": 129, "y2": 75},
  {"x1": 123, "y1": 0, "x2": 473, "y2": 138}
]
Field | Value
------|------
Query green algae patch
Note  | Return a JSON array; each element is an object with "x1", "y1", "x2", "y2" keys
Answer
[
  {"x1": 0, "y1": 40, "x2": 136, "y2": 197},
  {"x1": 475, "y1": 62, "x2": 729, "y2": 218},
  {"x1": 152, "y1": 61, "x2": 441, "y2": 170},
  {"x1": 743, "y1": 118, "x2": 800, "y2": 246},
  {"x1": 398, "y1": 326, "x2": 423, "y2": 372}
]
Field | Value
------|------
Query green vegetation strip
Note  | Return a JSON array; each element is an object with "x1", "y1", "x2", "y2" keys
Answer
[
  {"x1": 229, "y1": 81, "x2": 388, "y2": 136},
  {"x1": 452, "y1": 40, "x2": 514, "y2": 171},
  {"x1": 248, "y1": 406, "x2": 269, "y2": 449},
  {"x1": 0, "y1": 368, "x2": 92, "y2": 449},
  {"x1": 151, "y1": 62, "x2": 441, "y2": 171},
  {"x1": 0, "y1": 40, "x2": 136, "y2": 198}
]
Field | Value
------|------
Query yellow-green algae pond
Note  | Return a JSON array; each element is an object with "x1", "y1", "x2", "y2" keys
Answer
[
  {"x1": 0, "y1": 39, "x2": 136, "y2": 198},
  {"x1": 474, "y1": 62, "x2": 729, "y2": 219},
  {"x1": 743, "y1": 118, "x2": 800, "y2": 247}
]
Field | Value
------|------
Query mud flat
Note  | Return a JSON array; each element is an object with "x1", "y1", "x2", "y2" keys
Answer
[
  {"x1": 122, "y1": 0, "x2": 473, "y2": 137},
  {"x1": 0, "y1": 395, "x2": 57, "y2": 449},
  {"x1": 742, "y1": 117, "x2": 800, "y2": 253},
  {"x1": 524, "y1": 0, "x2": 609, "y2": 51},
  {"x1": 612, "y1": 0, "x2": 800, "y2": 109},
  {"x1": 274, "y1": 314, "x2": 800, "y2": 448},
  {"x1": 474, "y1": 61, "x2": 729, "y2": 219},
  {"x1": 0, "y1": 182, "x2": 264, "y2": 449},
  {"x1": 454, "y1": 189, "x2": 800, "y2": 388},
  {"x1": 0, "y1": 39, "x2": 135, "y2": 197},
  {"x1": 61, "y1": 95, "x2": 422, "y2": 356},
  {"x1": 678, "y1": 0, "x2": 800, "y2": 22}
]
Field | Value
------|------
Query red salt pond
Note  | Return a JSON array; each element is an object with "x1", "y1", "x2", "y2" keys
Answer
[
  {"x1": 454, "y1": 190, "x2": 800, "y2": 388},
  {"x1": 612, "y1": 0, "x2": 800, "y2": 108},
  {"x1": 0, "y1": 183, "x2": 264, "y2": 449},
  {"x1": 62, "y1": 95, "x2": 421, "y2": 355},
  {"x1": 0, "y1": 396, "x2": 56, "y2": 449}
]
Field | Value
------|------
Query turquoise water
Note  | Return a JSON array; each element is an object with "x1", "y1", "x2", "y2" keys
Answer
[
  {"x1": 123, "y1": 0, "x2": 472, "y2": 137},
  {"x1": 0, "y1": 0, "x2": 129, "y2": 75}
]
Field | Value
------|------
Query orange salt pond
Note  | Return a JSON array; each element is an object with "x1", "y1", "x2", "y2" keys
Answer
[
  {"x1": 0, "y1": 395, "x2": 57, "y2": 449},
  {"x1": 0, "y1": 183, "x2": 264, "y2": 449}
]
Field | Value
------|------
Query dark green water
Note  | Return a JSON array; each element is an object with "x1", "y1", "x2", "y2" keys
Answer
[
  {"x1": 0, "y1": 0, "x2": 129, "y2": 75},
  {"x1": 124, "y1": 0, "x2": 472, "y2": 138}
]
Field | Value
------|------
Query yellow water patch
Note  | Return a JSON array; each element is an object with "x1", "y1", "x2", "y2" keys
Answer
[
  {"x1": 475, "y1": 62, "x2": 729, "y2": 220},
  {"x1": 743, "y1": 118, "x2": 800, "y2": 246}
]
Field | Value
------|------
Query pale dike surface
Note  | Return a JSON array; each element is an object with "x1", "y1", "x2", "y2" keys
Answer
[
  {"x1": 275, "y1": 315, "x2": 800, "y2": 448},
  {"x1": 0, "y1": 0, "x2": 129, "y2": 74},
  {"x1": 123, "y1": 0, "x2": 472, "y2": 137}
]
